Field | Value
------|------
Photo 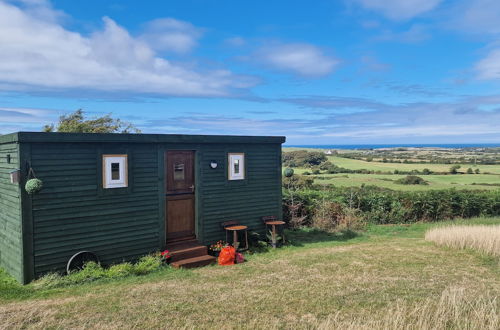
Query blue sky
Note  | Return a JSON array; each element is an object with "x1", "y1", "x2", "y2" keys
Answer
[{"x1": 1, "y1": 0, "x2": 500, "y2": 144}]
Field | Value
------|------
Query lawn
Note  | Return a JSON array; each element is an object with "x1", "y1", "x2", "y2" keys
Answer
[
  {"x1": 327, "y1": 156, "x2": 500, "y2": 174},
  {"x1": 1, "y1": 218, "x2": 499, "y2": 329},
  {"x1": 307, "y1": 173, "x2": 500, "y2": 191}
]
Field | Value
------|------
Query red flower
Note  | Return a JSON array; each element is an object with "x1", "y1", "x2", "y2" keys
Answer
[{"x1": 161, "y1": 250, "x2": 171, "y2": 258}]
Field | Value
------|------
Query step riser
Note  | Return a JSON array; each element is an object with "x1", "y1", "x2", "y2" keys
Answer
[{"x1": 170, "y1": 246, "x2": 208, "y2": 262}]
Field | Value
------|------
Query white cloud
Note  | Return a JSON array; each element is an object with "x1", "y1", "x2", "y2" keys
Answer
[
  {"x1": 352, "y1": 0, "x2": 442, "y2": 20},
  {"x1": 376, "y1": 24, "x2": 430, "y2": 43},
  {"x1": 139, "y1": 18, "x2": 203, "y2": 53},
  {"x1": 360, "y1": 55, "x2": 391, "y2": 72},
  {"x1": 475, "y1": 49, "x2": 500, "y2": 80},
  {"x1": 0, "y1": 1, "x2": 254, "y2": 97},
  {"x1": 224, "y1": 36, "x2": 246, "y2": 47},
  {"x1": 450, "y1": 0, "x2": 500, "y2": 35},
  {"x1": 254, "y1": 43, "x2": 339, "y2": 77}
]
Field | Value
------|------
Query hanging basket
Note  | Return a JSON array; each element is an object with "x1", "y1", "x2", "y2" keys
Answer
[
  {"x1": 284, "y1": 168, "x2": 294, "y2": 177},
  {"x1": 25, "y1": 178, "x2": 43, "y2": 194}
]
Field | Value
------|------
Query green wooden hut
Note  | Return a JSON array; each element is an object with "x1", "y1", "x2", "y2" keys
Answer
[{"x1": 0, "y1": 132, "x2": 285, "y2": 283}]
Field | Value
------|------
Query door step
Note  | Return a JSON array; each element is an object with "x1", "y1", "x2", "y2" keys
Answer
[
  {"x1": 171, "y1": 255, "x2": 216, "y2": 269},
  {"x1": 167, "y1": 240, "x2": 216, "y2": 269},
  {"x1": 170, "y1": 245, "x2": 208, "y2": 262}
]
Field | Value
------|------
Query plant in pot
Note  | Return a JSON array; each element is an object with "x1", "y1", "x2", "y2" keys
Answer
[{"x1": 208, "y1": 240, "x2": 226, "y2": 257}]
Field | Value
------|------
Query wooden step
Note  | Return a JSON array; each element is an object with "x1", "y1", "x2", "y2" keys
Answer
[
  {"x1": 169, "y1": 245, "x2": 208, "y2": 262},
  {"x1": 171, "y1": 255, "x2": 217, "y2": 269}
]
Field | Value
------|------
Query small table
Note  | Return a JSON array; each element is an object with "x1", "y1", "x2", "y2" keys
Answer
[
  {"x1": 224, "y1": 225, "x2": 248, "y2": 251},
  {"x1": 265, "y1": 220, "x2": 286, "y2": 248}
]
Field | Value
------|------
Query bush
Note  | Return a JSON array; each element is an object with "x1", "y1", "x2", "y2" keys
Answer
[
  {"x1": 132, "y1": 255, "x2": 162, "y2": 275},
  {"x1": 395, "y1": 175, "x2": 428, "y2": 185},
  {"x1": 33, "y1": 253, "x2": 165, "y2": 288},
  {"x1": 282, "y1": 150, "x2": 327, "y2": 167},
  {"x1": 311, "y1": 200, "x2": 364, "y2": 232},
  {"x1": 282, "y1": 186, "x2": 500, "y2": 226},
  {"x1": 450, "y1": 165, "x2": 461, "y2": 174}
]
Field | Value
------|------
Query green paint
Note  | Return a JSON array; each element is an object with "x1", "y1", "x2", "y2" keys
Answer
[{"x1": 0, "y1": 133, "x2": 284, "y2": 283}]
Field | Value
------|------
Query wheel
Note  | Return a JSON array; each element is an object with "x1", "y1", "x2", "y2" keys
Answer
[{"x1": 66, "y1": 251, "x2": 99, "y2": 274}]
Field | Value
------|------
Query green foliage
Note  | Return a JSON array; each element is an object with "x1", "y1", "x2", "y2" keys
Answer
[
  {"x1": 43, "y1": 109, "x2": 141, "y2": 133},
  {"x1": 475, "y1": 168, "x2": 481, "y2": 174},
  {"x1": 450, "y1": 165, "x2": 461, "y2": 174},
  {"x1": 283, "y1": 175, "x2": 314, "y2": 189},
  {"x1": 33, "y1": 254, "x2": 165, "y2": 289},
  {"x1": 283, "y1": 186, "x2": 500, "y2": 226},
  {"x1": 395, "y1": 175, "x2": 428, "y2": 185},
  {"x1": 284, "y1": 168, "x2": 294, "y2": 177},
  {"x1": 467, "y1": 168, "x2": 474, "y2": 174},
  {"x1": 422, "y1": 168, "x2": 433, "y2": 175},
  {"x1": 282, "y1": 150, "x2": 327, "y2": 167},
  {"x1": 132, "y1": 255, "x2": 162, "y2": 275},
  {"x1": 25, "y1": 178, "x2": 43, "y2": 194}
]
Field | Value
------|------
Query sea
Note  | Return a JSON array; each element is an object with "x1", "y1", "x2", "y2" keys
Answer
[{"x1": 286, "y1": 144, "x2": 500, "y2": 150}]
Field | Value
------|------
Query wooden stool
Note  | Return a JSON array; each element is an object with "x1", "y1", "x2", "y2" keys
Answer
[
  {"x1": 262, "y1": 216, "x2": 286, "y2": 248},
  {"x1": 221, "y1": 221, "x2": 248, "y2": 251}
]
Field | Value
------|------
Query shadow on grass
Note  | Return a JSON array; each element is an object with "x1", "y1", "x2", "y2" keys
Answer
[{"x1": 285, "y1": 228, "x2": 360, "y2": 247}]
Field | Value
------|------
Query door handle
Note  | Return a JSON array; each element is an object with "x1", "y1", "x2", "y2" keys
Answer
[{"x1": 189, "y1": 185, "x2": 195, "y2": 192}]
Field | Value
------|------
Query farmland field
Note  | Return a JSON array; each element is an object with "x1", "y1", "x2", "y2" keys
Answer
[
  {"x1": 327, "y1": 156, "x2": 500, "y2": 174},
  {"x1": 284, "y1": 148, "x2": 500, "y2": 191},
  {"x1": 1, "y1": 218, "x2": 499, "y2": 329}
]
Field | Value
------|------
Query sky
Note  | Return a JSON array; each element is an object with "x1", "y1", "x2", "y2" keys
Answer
[{"x1": 1, "y1": 0, "x2": 500, "y2": 145}]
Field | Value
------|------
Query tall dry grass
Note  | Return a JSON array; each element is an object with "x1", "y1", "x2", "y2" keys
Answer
[{"x1": 425, "y1": 225, "x2": 500, "y2": 257}]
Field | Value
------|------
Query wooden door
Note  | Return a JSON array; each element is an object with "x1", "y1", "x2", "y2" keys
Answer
[{"x1": 165, "y1": 151, "x2": 195, "y2": 242}]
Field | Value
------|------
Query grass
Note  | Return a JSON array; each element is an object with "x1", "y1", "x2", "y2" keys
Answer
[
  {"x1": 327, "y1": 156, "x2": 500, "y2": 174},
  {"x1": 426, "y1": 225, "x2": 500, "y2": 257},
  {"x1": 303, "y1": 172, "x2": 500, "y2": 191},
  {"x1": 1, "y1": 217, "x2": 499, "y2": 329}
]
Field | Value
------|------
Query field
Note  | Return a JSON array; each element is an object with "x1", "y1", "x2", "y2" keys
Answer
[
  {"x1": 284, "y1": 148, "x2": 500, "y2": 191},
  {"x1": 1, "y1": 218, "x2": 499, "y2": 329},
  {"x1": 327, "y1": 156, "x2": 500, "y2": 174},
  {"x1": 426, "y1": 225, "x2": 500, "y2": 257}
]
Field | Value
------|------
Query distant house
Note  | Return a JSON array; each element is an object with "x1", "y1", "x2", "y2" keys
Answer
[
  {"x1": 0, "y1": 132, "x2": 285, "y2": 283},
  {"x1": 325, "y1": 150, "x2": 333, "y2": 155}
]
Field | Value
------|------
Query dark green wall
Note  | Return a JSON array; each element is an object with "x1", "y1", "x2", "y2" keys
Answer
[
  {"x1": 29, "y1": 142, "x2": 161, "y2": 278},
  {"x1": 9, "y1": 134, "x2": 283, "y2": 282},
  {"x1": 0, "y1": 142, "x2": 23, "y2": 283},
  {"x1": 196, "y1": 143, "x2": 282, "y2": 244}
]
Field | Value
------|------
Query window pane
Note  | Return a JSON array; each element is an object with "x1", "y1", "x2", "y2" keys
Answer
[
  {"x1": 234, "y1": 159, "x2": 240, "y2": 174},
  {"x1": 111, "y1": 162, "x2": 120, "y2": 180},
  {"x1": 174, "y1": 163, "x2": 185, "y2": 180}
]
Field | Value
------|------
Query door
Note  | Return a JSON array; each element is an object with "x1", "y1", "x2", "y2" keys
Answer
[{"x1": 165, "y1": 150, "x2": 195, "y2": 242}]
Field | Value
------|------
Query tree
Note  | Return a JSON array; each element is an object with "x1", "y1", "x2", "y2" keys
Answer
[
  {"x1": 449, "y1": 165, "x2": 461, "y2": 174},
  {"x1": 475, "y1": 168, "x2": 480, "y2": 174},
  {"x1": 467, "y1": 168, "x2": 474, "y2": 174},
  {"x1": 43, "y1": 109, "x2": 141, "y2": 133},
  {"x1": 395, "y1": 175, "x2": 428, "y2": 185}
]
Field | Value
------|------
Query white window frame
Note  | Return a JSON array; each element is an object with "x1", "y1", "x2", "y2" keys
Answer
[
  {"x1": 228, "y1": 153, "x2": 245, "y2": 180},
  {"x1": 103, "y1": 154, "x2": 128, "y2": 189}
]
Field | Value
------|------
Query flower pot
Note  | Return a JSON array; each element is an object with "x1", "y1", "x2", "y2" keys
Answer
[{"x1": 208, "y1": 250, "x2": 220, "y2": 258}]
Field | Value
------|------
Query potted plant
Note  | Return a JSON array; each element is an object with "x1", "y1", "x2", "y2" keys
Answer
[
  {"x1": 160, "y1": 250, "x2": 172, "y2": 264},
  {"x1": 208, "y1": 240, "x2": 226, "y2": 257}
]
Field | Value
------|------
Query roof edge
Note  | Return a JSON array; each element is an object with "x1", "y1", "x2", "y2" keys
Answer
[
  {"x1": 0, "y1": 132, "x2": 20, "y2": 144},
  {"x1": 10, "y1": 132, "x2": 286, "y2": 144}
]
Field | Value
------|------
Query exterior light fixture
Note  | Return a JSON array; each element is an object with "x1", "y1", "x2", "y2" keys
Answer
[
  {"x1": 9, "y1": 169, "x2": 20, "y2": 184},
  {"x1": 210, "y1": 161, "x2": 218, "y2": 169}
]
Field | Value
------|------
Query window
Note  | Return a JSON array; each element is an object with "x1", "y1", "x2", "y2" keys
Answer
[
  {"x1": 228, "y1": 153, "x2": 245, "y2": 180},
  {"x1": 173, "y1": 163, "x2": 185, "y2": 181},
  {"x1": 103, "y1": 154, "x2": 128, "y2": 188}
]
